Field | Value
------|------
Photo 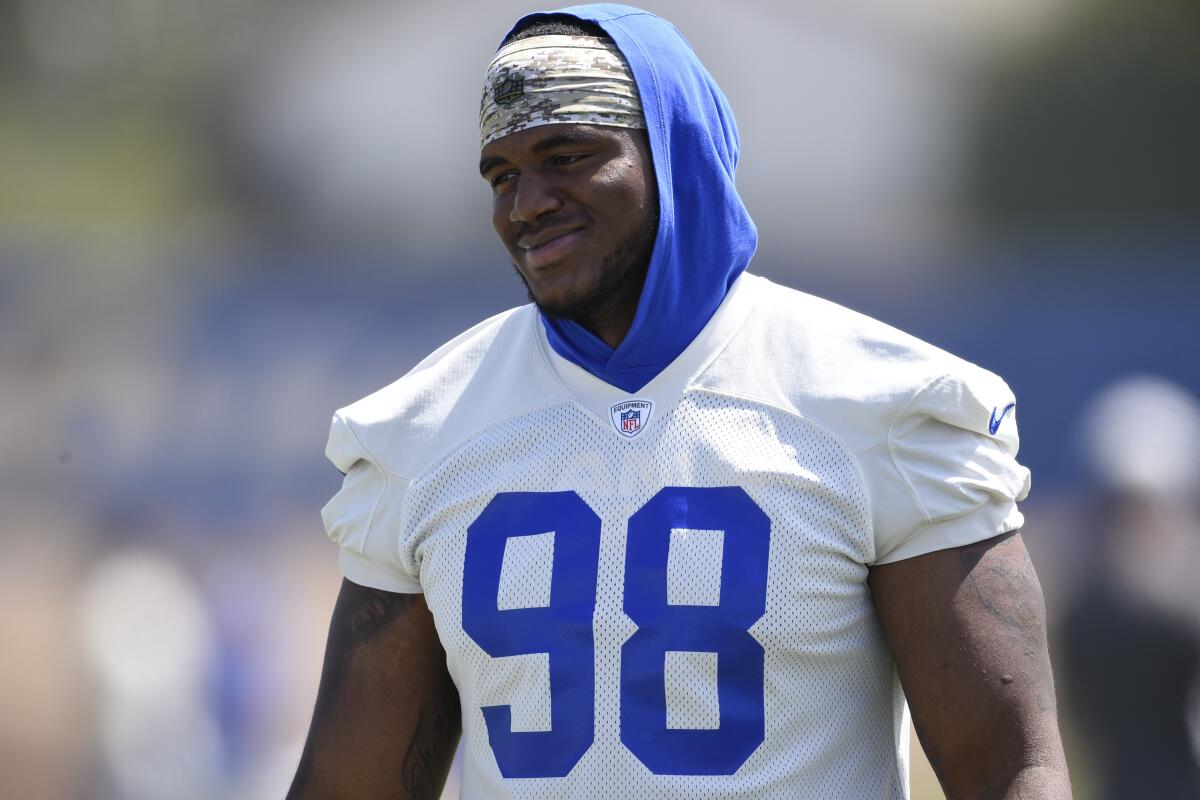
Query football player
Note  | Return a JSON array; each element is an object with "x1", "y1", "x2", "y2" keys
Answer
[{"x1": 289, "y1": 5, "x2": 1071, "y2": 798}]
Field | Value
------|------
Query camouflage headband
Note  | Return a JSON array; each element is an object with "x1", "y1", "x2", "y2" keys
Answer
[{"x1": 480, "y1": 34, "x2": 646, "y2": 148}]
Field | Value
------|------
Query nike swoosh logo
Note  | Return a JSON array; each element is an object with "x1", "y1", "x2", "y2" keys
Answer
[{"x1": 989, "y1": 402, "x2": 1016, "y2": 435}]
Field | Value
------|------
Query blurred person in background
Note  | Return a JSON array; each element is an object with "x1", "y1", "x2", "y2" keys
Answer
[
  {"x1": 1059, "y1": 376, "x2": 1200, "y2": 799},
  {"x1": 289, "y1": 5, "x2": 1069, "y2": 799},
  {"x1": 77, "y1": 544, "x2": 225, "y2": 800}
]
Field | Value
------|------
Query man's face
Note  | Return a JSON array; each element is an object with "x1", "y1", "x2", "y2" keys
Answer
[{"x1": 479, "y1": 123, "x2": 658, "y2": 323}]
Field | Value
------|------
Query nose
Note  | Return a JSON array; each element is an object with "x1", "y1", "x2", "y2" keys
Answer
[{"x1": 509, "y1": 170, "x2": 561, "y2": 224}]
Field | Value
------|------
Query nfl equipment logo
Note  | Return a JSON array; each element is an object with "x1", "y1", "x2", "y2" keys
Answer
[{"x1": 609, "y1": 399, "x2": 654, "y2": 439}]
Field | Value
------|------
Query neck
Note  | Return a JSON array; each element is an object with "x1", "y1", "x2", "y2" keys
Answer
[
  {"x1": 578, "y1": 274, "x2": 644, "y2": 349},
  {"x1": 581, "y1": 303, "x2": 637, "y2": 349}
]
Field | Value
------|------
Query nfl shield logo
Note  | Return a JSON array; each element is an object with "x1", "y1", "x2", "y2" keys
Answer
[
  {"x1": 492, "y1": 73, "x2": 525, "y2": 107},
  {"x1": 610, "y1": 399, "x2": 654, "y2": 439}
]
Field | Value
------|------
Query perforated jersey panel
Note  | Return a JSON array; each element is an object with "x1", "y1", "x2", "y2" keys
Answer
[{"x1": 403, "y1": 390, "x2": 906, "y2": 799}]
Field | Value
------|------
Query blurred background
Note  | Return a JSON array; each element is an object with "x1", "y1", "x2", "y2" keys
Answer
[{"x1": 2, "y1": 0, "x2": 1197, "y2": 797}]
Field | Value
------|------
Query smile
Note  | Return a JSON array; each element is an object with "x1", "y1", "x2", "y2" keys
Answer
[{"x1": 522, "y1": 229, "x2": 584, "y2": 269}]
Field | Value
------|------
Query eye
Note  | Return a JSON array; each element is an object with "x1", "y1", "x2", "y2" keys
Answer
[
  {"x1": 489, "y1": 169, "x2": 517, "y2": 188},
  {"x1": 549, "y1": 153, "x2": 586, "y2": 167}
]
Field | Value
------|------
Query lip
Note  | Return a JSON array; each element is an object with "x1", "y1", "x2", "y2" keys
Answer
[{"x1": 520, "y1": 228, "x2": 585, "y2": 269}]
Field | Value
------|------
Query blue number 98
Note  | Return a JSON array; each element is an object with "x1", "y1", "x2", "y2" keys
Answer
[{"x1": 462, "y1": 486, "x2": 769, "y2": 778}]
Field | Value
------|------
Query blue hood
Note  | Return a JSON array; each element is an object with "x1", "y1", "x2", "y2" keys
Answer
[{"x1": 499, "y1": 4, "x2": 757, "y2": 393}]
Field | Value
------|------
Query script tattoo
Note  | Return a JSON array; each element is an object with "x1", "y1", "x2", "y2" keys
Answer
[{"x1": 401, "y1": 692, "x2": 463, "y2": 797}]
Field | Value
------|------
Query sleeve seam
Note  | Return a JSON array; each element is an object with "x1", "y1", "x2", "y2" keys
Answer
[
  {"x1": 875, "y1": 499, "x2": 1022, "y2": 565},
  {"x1": 340, "y1": 412, "x2": 412, "y2": 481},
  {"x1": 339, "y1": 414, "x2": 412, "y2": 570},
  {"x1": 885, "y1": 369, "x2": 955, "y2": 526}
]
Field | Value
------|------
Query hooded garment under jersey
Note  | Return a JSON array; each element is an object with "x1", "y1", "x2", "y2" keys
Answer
[{"x1": 501, "y1": 4, "x2": 758, "y2": 393}]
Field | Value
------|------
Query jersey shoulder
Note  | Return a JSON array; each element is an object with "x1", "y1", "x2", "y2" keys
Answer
[
  {"x1": 330, "y1": 304, "x2": 566, "y2": 479},
  {"x1": 704, "y1": 275, "x2": 1014, "y2": 452},
  {"x1": 704, "y1": 276, "x2": 1028, "y2": 562}
]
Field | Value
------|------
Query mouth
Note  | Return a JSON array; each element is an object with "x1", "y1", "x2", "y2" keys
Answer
[{"x1": 520, "y1": 227, "x2": 585, "y2": 270}]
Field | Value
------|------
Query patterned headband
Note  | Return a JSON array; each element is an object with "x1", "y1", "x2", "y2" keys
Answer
[{"x1": 479, "y1": 34, "x2": 646, "y2": 148}]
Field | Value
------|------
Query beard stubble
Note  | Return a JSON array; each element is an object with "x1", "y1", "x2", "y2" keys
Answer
[{"x1": 512, "y1": 206, "x2": 660, "y2": 324}]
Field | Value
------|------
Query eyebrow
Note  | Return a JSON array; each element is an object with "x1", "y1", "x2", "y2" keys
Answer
[
  {"x1": 478, "y1": 129, "x2": 609, "y2": 177},
  {"x1": 478, "y1": 154, "x2": 508, "y2": 178},
  {"x1": 531, "y1": 130, "x2": 607, "y2": 153}
]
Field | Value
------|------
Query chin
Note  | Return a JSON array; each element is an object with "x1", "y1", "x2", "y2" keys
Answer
[
  {"x1": 515, "y1": 263, "x2": 607, "y2": 321},
  {"x1": 511, "y1": 229, "x2": 652, "y2": 323},
  {"x1": 528, "y1": 287, "x2": 596, "y2": 321}
]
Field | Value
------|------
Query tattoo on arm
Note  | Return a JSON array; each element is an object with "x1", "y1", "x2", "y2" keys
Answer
[
  {"x1": 958, "y1": 531, "x2": 1039, "y2": 633},
  {"x1": 956, "y1": 531, "x2": 1057, "y2": 714},
  {"x1": 871, "y1": 532, "x2": 1070, "y2": 796},
  {"x1": 290, "y1": 582, "x2": 462, "y2": 799},
  {"x1": 347, "y1": 584, "x2": 424, "y2": 644},
  {"x1": 312, "y1": 584, "x2": 424, "y2": 724},
  {"x1": 401, "y1": 692, "x2": 463, "y2": 797}
]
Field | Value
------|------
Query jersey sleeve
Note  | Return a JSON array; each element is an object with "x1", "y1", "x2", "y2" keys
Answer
[
  {"x1": 320, "y1": 411, "x2": 422, "y2": 593},
  {"x1": 865, "y1": 364, "x2": 1032, "y2": 565}
]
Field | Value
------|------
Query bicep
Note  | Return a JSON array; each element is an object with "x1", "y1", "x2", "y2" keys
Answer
[
  {"x1": 868, "y1": 531, "x2": 1069, "y2": 798},
  {"x1": 288, "y1": 578, "x2": 461, "y2": 800}
]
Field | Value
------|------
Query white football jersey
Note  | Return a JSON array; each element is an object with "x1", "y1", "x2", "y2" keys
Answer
[{"x1": 321, "y1": 274, "x2": 1030, "y2": 799}]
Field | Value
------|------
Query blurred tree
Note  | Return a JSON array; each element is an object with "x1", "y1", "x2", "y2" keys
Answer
[{"x1": 969, "y1": 0, "x2": 1200, "y2": 239}]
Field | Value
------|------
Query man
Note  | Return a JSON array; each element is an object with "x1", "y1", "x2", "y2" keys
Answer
[{"x1": 289, "y1": 5, "x2": 1072, "y2": 798}]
